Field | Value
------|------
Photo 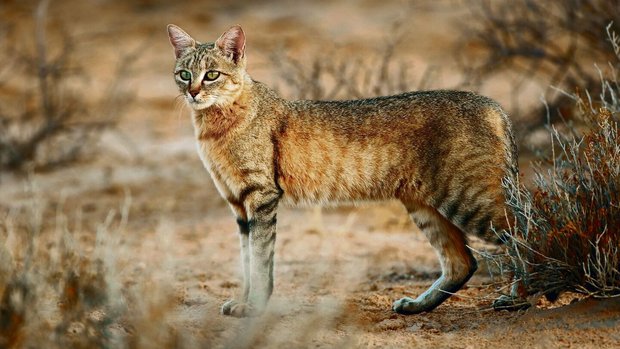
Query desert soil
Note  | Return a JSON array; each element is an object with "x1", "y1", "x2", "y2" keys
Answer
[{"x1": 1, "y1": 0, "x2": 619, "y2": 348}]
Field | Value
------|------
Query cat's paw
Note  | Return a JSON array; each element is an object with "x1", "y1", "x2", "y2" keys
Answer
[
  {"x1": 221, "y1": 299, "x2": 257, "y2": 317},
  {"x1": 392, "y1": 297, "x2": 426, "y2": 315},
  {"x1": 492, "y1": 295, "x2": 531, "y2": 311}
]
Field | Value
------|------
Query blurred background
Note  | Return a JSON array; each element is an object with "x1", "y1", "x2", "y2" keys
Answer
[{"x1": 0, "y1": 0, "x2": 619, "y2": 348}]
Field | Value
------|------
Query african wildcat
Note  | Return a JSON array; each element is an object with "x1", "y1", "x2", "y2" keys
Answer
[{"x1": 167, "y1": 24, "x2": 519, "y2": 317}]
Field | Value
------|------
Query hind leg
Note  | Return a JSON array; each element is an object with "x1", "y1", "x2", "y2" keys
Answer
[{"x1": 393, "y1": 203, "x2": 478, "y2": 314}]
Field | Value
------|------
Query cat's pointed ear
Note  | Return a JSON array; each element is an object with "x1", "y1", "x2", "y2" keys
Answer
[
  {"x1": 215, "y1": 25, "x2": 246, "y2": 64},
  {"x1": 167, "y1": 24, "x2": 196, "y2": 59}
]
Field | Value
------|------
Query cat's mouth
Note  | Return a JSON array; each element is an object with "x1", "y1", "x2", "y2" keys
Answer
[{"x1": 187, "y1": 95, "x2": 217, "y2": 110}]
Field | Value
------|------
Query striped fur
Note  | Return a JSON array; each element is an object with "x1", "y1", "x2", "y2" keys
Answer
[{"x1": 168, "y1": 25, "x2": 519, "y2": 317}]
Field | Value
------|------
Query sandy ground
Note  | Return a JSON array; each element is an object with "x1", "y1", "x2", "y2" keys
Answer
[{"x1": 1, "y1": 0, "x2": 619, "y2": 348}]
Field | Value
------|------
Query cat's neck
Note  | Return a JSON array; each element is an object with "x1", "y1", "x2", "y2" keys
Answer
[{"x1": 192, "y1": 74, "x2": 257, "y2": 141}]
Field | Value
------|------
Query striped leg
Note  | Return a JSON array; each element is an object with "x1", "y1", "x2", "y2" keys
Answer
[
  {"x1": 222, "y1": 188, "x2": 280, "y2": 317},
  {"x1": 221, "y1": 218, "x2": 251, "y2": 315},
  {"x1": 393, "y1": 204, "x2": 477, "y2": 314}
]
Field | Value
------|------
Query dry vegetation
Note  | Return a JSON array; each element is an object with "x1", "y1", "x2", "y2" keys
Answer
[
  {"x1": 0, "y1": 0, "x2": 135, "y2": 171},
  {"x1": 486, "y1": 25, "x2": 620, "y2": 304},
  {"x1": 0, "y1": 191, "x2": 209, "y2": 348},
  {"x1": 0, "y1": 183, "x2": 372, "y2": 348},
  {"x1": 270, "y1": 18, "x2": 432, "y2": 100},
  {"x1": 459, "y1": 0, "x2": 620, "y2": 131}
]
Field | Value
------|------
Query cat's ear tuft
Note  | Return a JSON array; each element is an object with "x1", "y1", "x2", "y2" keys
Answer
[
  {"x1": 167, "y1": 24, "x2": 196, "y2": 59},
  {"x1": 215, "y1": 25, "x2": 246, "y2": 64}
]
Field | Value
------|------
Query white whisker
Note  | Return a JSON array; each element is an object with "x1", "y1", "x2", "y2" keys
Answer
[{"x1": 174, "y1": 94, "x2": 189, "y2": 120}]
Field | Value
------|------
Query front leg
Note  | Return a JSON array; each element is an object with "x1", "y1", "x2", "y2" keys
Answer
[
  {"x1": 221, "y1": 218, "x2": 251, "y2": 316},
  {"x1": 222, "y1": 189, "x2": 280, "y2": 317},
  {"x1": 247, "y1": 191, "x2": 279, "y2": 314}
]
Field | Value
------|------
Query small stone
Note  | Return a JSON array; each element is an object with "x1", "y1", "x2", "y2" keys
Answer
[
  {"x1": 407, "y1": 323, "x2": 422, "y2": 332},
  {"x1": 375, "y1": 318, "x2": 406, "y2": 331}
]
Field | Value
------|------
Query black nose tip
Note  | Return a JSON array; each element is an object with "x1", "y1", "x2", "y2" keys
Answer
[{"x1": 189, "y1": 89, "x2": 200, "y2": 98}]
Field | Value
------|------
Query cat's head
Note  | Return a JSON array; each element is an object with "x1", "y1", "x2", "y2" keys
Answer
[{"x1": 167, "y1": 25, "x2": 247, "y2": 110}]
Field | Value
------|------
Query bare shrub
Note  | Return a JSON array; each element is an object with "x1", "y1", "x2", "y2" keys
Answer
[
  {"x1": 0, "y1": 0, "x2": 136, "y2": 172},
  {"x1": 459, "y1": 0, "x2": 620, "y2": 128},
  {"x1": 486, "y1": 25, "x2": 620, "y2": 303},
  {"x1": 271, "y1": 19, "x2": 437, "y2": 100}
]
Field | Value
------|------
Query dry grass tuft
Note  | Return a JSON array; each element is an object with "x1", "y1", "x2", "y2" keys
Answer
[{"x1": 0, "y1": 187, "x2": 195, "y2": 348}]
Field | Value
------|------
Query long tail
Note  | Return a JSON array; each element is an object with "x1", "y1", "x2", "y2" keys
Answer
[{"x1": 499, "y1": 110, "x2": 519, "y2": 238}]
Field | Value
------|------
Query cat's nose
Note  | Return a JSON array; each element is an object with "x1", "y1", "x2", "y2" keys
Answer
[{"x1": 189, "y1": 89, "x2": 200, "y2": 98}]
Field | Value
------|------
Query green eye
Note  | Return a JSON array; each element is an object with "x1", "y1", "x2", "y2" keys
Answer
[
  {"x1": 204, "y1": 71, "x2": 220, "y2": 81},
  {"x1": 179, "y1": 70, "x2": 191, "y2": 81}
]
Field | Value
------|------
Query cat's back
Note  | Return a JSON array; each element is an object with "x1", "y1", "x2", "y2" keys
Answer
[
  {"x1": 287, "y1": 89, "x2": 502, "y2": 127},
  {"x1": 282, "y1": 89, "x2": 508, "y2": 146}
]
